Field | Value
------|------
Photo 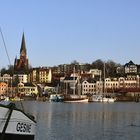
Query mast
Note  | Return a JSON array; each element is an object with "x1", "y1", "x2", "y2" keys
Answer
[
  {"x1": 103, "y1": 62, "x2": 106, "y2": 95},
  {"x1": 99, "y1": 70, "x2": 102, "y2": 95},
  {"x1": 66, "y1": 81, "x2": 67, "y2": 95},
  {"x1": 73, "y1": 66, "x2": 76, "y2": 95}
]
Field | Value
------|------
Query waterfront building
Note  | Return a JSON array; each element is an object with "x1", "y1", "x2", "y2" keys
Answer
[
  {"x1": 81, "y1": 75, "x2": 140, "y2": 95},
  {"x1": 105, "y1": 78, "x2": 119, "y2": 91},
  {"x1": 82, "y1": 79, "x2": 96, "y2": 95},
  {"x1": 118, "y1": 75, "x2": 140, "y2": 89},
  {"x1": 17, "y1": 82, "x2": 38, "y2": 96},
  {"x1": 81, "y1": 79, "x2": 103, "y2": 95},
  {"x1": 44, "y1": 82, "x2": 58, "y2": 95},
  {"x1": 0, "y1": 82, "x2": 8, "y2": 95}
]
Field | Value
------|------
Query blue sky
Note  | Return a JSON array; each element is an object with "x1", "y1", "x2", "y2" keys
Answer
[{"x1": 0, "y1": 0, "x2": 140, "y2": 68}]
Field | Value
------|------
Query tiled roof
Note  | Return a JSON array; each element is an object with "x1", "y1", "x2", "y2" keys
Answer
[{"x1": 125, "y1": 60, "x2": 135, "y2": 66}]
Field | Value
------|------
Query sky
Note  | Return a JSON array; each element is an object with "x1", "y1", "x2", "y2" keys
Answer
[{"x1": 0, "y1": 0, "x2": 140, "y2": 68}]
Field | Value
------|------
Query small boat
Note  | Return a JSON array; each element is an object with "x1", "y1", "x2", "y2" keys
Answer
[
  {"x1": 63, "y1": 95, "x2": 88, "y2": 103},
  {"x1": 102, "y1": 96, "x2": 116, "y2": 102},
  {"x1": 0, "y1": 102, "x2": 36, "y2": 140},
  {"x1": 89, "y1": 63, "x2": 116, "y2": 103},
  {"x1": 49, "y1": 94, "x2": 64, "y2": 102},
  {"x1": 63, "y1": 67, "x2": 88, "y2": 103},
  {"x1": 89, "y1": 95, "x2": 103, "y2": 102},
  {"x1": 89, "y1": 94, "x2": 116, "y2": 102}
]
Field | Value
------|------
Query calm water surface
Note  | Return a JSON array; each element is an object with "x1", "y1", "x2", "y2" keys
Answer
[{"x1": 21, "y1": 101, "x2": 140, "y2": 140}]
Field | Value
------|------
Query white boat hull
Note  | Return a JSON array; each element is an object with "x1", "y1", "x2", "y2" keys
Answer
[
  {"x1": 64, "y1": 98, "x2": 88, "y2": 103},
  {"x1": 0, "y1": 103, "x2": 36, "y2": 140},
  {"x1": 64, "y1": 95, "x2": 88, "y2": 103},
  {"x1": 90, "y1": 95, "x2": 116, "y2": 102},
  {"x1": 102, "y1": 97, "x2": 115, "y2": 102}
]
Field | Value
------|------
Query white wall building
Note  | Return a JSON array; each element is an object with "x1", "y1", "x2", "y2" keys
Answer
[
  {"x1": 18, "y1": 82, "x2": 38, "y2": 95},
  {"x1": 88, "y1": 69, "x2": 102, "y2": 78},
  {"x1": 0, "y1": 74, "x2": 12, "y2": 82},
  {"x1": 82, "y1": 79, "x2": 103, "y2": 95},
  {"x1": 13, "y1": 74, "x2": 28, "y2": 83},
  {"x1": 82, "y1": 80, "x2": 96, "y2": 95},
  {"x1": 47, "y1": 69, "x2": 52, "y2": 83},
  {"x1": 105, "y1": 78, "x2": 119, "y2": 90},
  {"x1": 118, "y1": 76, "x2": 139, "y2": 88}
]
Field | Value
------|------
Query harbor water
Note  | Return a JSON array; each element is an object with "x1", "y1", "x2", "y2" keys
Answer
[{"x1": 21, "y1": 101, "x2": 140, "y2": 140}]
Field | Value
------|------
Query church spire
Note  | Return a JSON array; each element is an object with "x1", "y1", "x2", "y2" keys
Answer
[
  {"x1": 20, "y1": 32, "x2": 27, "y2": 54},
  {"x1": 14, "y1": 33, "x2": 29, "y2": 74}
]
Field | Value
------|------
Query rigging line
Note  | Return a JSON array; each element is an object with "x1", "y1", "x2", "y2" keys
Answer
[
  {"x1": 0, "y1": 27, "x2": 25, "y2": 112},
  {"x1": 0, "y1": 27, "x2": 11, "y2": 66}
]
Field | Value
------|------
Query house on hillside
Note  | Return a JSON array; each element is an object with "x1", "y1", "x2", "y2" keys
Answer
[
  {"x1": 17, "y1": 82, "x2": 38, "y2": 96},
  {"x1": 124, "y1": 61, "x2": 138, "y2": 74}
]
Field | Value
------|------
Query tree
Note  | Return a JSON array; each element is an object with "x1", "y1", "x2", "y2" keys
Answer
[
  {"x1": 0, "y1": 65, "x2": 14, "y2": 76},
  {"x1": 91, "y1": 59, "x2": 104, "y2": 71},
  {"x1": 71, "y1": 60, "x2": 79, "y2": 65},
  {"x1": 92, "y1": 59, "x2": 122, "y2": 78},
  {"x1": 0, "y1": 67, "x2": 6, "y2": 75},
  {"x1": 7, "y1": 65, "x2": 14, "y2": 75},
  {"x1": 105, "y1": 60, "x2": 122, "y2": 77}
]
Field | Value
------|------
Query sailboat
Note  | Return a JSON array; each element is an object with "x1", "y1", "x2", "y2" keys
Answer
[
  {"x1": 63, "y1": 67, "x2": 88, "y2": 103},
  {"x1": 102, "y1": 63, "x2": 116, "y2": 102},
  {"x1": 0, "y1": 28, "x2": 36, "y2": 139},
  {"x1": 90, "y1": 63, "x2": 116, "y2": 102}
]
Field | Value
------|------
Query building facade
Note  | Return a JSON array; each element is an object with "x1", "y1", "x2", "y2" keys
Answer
[
  {"x1": 0, "y1": 82, "x2": 8, "y2": 95},
  {"x1": 13, "y1": 74, "x2": 28, "y2": 83},
  {"x1": 29, "y1": 67, "x2": 52, "y2": 83},
  {"x1": 82, "y1": 80, "x2": 96, "y2": 95},
  {"x1": 18, "y1": 82, "x2": 38, "y2": 96},
  {"x1": 124, "y1": 61, "x2": 138, "y2": 74}
]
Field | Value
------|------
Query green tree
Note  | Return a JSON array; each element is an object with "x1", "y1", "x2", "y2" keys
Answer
[{"x1": 91, "y1": 59, "x2": 104, "y2": 71}]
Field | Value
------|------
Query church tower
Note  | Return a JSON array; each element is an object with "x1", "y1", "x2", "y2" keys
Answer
[{"x1": 14, "y1": 33, "x2": 29, "y2": 74}]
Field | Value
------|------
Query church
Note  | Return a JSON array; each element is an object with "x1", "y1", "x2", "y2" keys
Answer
[{"x1": 14, "y1": 33, "x2": 29, "y2": 74}]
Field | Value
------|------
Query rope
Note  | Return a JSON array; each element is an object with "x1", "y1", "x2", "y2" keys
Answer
[
  {"x1": 0, "y1": 27, "x2": 25, "y2": 112},
  {"x1": 0, "y1": 27, "x2": 11, "y2": 66}
]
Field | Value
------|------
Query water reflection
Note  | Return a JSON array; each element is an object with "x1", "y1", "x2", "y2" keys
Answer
[{"x1": 21, "y1": 102, "x2": 140, "y2": 140}]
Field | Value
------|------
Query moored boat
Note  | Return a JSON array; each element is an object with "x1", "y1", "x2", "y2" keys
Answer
[
  {"x1": 102, "y1": 96, "x2": 116, "y2": 102},
  {"x1": 89, "y1": 95, "x2": 103, "y2": 102},
  {"x1": 89, "y1": 94, "x2": 116, "y2": 102},
  {"x1": 63, "y1": 95, "x2": 88, "y2": 103},
  {"x1": 49, "y1": 94, "x2": 64, "y2": 102},
  {"x1": 0, "y1": 102, "x2": 36, "y2": 140}
]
